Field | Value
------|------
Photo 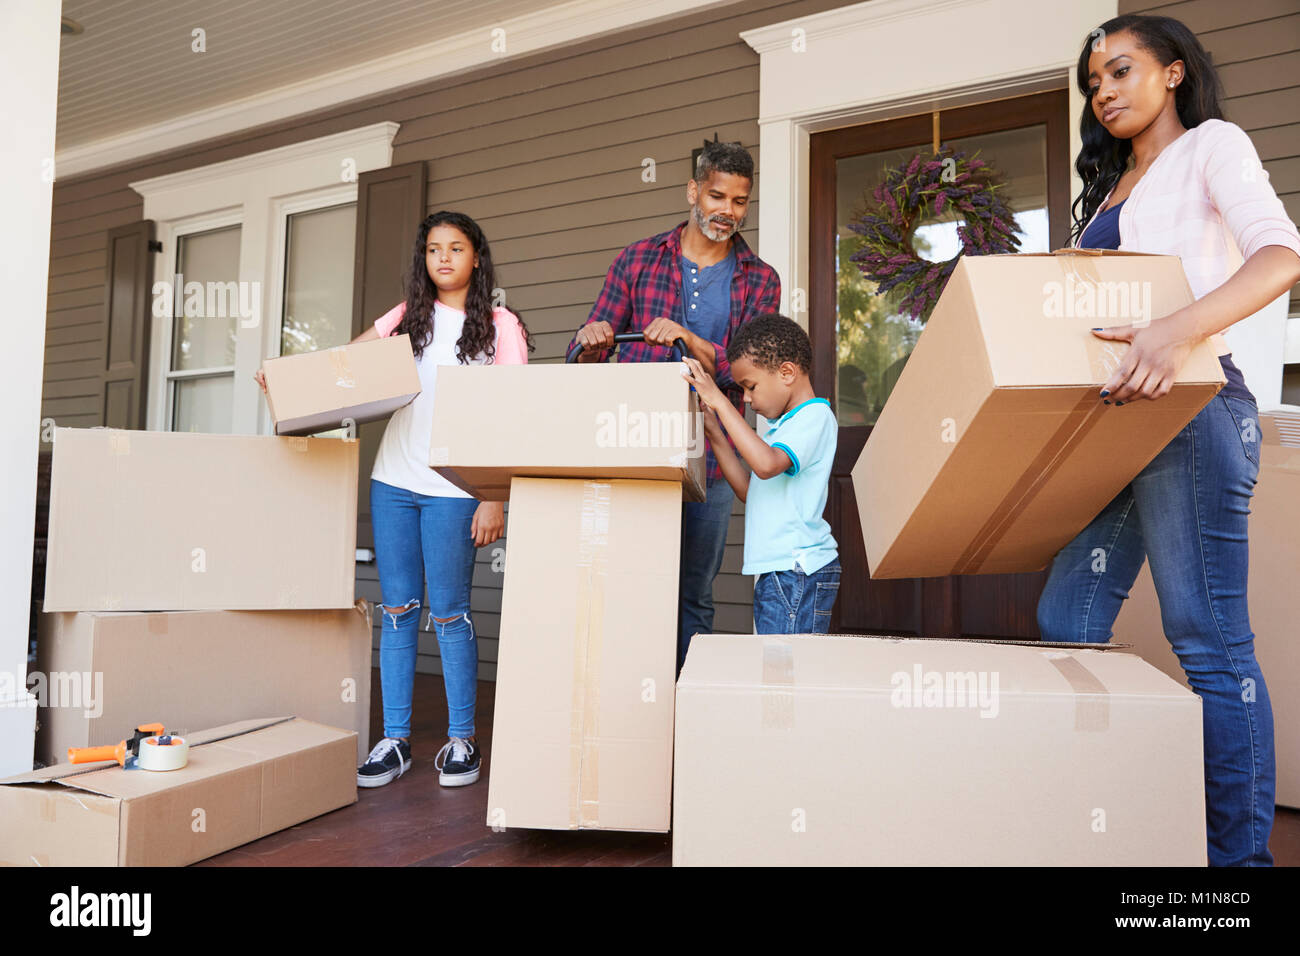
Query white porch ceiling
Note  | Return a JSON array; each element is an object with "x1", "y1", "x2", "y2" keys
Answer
[{"x1": 55, "y1": 0, "x2": 738, "y2": 176}]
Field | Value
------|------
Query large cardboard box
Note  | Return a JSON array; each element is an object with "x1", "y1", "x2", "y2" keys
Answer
[
  {"x1": 35, "y1": 602, "x2": 374, "y2": 766},
  {"x1": 43, "y1": 428, "x2": 358, "y2": 611},
  {"x1": 487, "y1": 477, "x2": 679, "y2": 832},
  {"x1": 430, "y1": 363, "x2": 706, "y2": 502},
  {"x1": 262, "y1": 334, "x2": 420, "y2": 436},
  {"x1": 1113, "y1": 407, "x2": 1300, "y2": 809},
  {"x1": 0, "y1": 717, "x2": 356, "y2": 866},
  {"x1": 852, "y1": 251, "x2": 1225, "y2": 578},
  {"x1": 673, "y1": 634, "x2": 1207, "y2": 866}
]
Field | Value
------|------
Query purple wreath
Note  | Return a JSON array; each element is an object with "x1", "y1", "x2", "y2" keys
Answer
[{"x1": 847, "y1": 146, "x2": 1022, "y2": 321}]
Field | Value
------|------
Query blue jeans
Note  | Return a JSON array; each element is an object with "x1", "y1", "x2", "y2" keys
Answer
[
  {"x1": 370, "y1": 480, "x2": 479, "y2": 740},
  {"x1": 1036, "y1": 395, "x2": 1274, "y2": 866},
  {"x1": 678, "y1": 477, "x2": 735, "y2": 673},
  {"x1": 753, "y1": 558, "x2": 841, "y2": 635}
]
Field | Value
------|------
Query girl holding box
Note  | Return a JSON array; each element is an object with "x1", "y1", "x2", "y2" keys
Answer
[
  {"x1": 1037, "y1": 14, "x2": 1300, "y2": 865},
  {"x1": 260, "y1": 210, "x2": 532, "y2": 789}
]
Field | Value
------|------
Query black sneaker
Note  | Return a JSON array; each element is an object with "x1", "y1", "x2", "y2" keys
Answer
[
  {"x1": 357, "y1": 737, "x2": 411, "y2": 788},
  {"x1": 434, "y1": 736, "x2": 481, "y2": 787}
]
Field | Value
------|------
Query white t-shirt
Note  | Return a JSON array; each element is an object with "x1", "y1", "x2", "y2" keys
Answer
[{"x1": 370, "y1": 300, "x2": 490, "y2": 497}]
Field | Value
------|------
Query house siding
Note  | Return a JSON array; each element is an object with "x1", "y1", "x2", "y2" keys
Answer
[{"x1": 41, "y1": 0, "x2": 851, "y2": 679}]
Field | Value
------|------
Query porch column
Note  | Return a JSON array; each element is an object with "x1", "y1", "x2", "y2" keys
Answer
[{"x1": 0, "y1": 2, "x2": 61, "y2": 774}]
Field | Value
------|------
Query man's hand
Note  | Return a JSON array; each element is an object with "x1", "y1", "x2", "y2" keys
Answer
[
  {"x1": 1094, "y1": 314, "x2": 1197, "y2": 403},
  {"x1": 643, "y1": 316, "x2": 691, "y2": 354},
  {"x1": 574, "y1": 320, "x2": 615, "y2": 363},
  {"x1": 681, "y1": 356, "x2": 728, "y2": 412},
  {"x1": 471, "y1": 501, "x2": 505, "y2": 547}
]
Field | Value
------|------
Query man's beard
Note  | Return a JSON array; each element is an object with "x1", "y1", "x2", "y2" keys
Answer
[{"x1": 691, "y1": 203, "x2": 745, "y2": 242}]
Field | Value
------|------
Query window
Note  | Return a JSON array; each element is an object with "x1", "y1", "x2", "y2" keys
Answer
[{"x1": 131, "y1": 122, "x2": 397, "y2": 435}]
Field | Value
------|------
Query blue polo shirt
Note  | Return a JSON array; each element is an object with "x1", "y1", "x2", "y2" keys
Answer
[
  {"x1": 680, "y1": 250, "x2": 734, "y2": 347},
  {"x1": 743, "y1": 397, "x2": 839, "y2": 575}
]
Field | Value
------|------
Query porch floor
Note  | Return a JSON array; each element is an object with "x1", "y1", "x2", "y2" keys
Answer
[{"x1": 197, "y1": 670, "x2": 1300, "y2": 867}]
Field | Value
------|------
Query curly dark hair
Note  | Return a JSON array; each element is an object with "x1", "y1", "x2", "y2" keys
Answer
[
  {"x1": 395, "y1": 210, "x2": 534, "y2": 363},
  {"x1": 725, "y1": 313, "x2": 811, "y2": 373},
  {"x1": 1071, "y1": 14, "x2": 1224, "y2": 243}
]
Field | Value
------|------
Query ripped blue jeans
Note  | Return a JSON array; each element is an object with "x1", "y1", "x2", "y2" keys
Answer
[{"x1": 370, "y1": 480, "x2": 479, "y2": 739}]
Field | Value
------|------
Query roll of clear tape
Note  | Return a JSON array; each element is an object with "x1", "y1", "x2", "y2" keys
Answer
[{"x1": 137, "y1": 735, "x2": 190, "y2": 771}]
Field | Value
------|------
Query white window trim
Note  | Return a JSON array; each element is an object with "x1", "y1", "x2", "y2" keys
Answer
[{"x1": 131, "y1": 121, "x2": 398, "y2": 435}]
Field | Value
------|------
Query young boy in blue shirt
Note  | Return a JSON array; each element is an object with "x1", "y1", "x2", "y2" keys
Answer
[{"x1": 682, "y1": 314, "x2": 840, "y2": 634}]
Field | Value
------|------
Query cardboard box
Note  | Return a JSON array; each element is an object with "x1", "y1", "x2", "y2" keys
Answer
[
  {"x1": 0, "y1": 717, "x2": 356, "y2": 866},
  {"x1": 35, "y1": 601, "x2": 374, "y2": 766},
  {"x1": 852, "y1": 251, "x2": 1225, "y2": 578},
  {"x1": 487, "y1": 477, "x2": 679, "y2": 832},
  {"x1": 430, "y1": 363, "x2": 706, "y2": 502},
  {"x1": 43, "y1": 428, "x2": 358, "y2": 611},
  {"x1": 1113, "y1": 407, "x2": 1300, "y2": 808},
  {"x1": 673, "y1": 634, "x2": 1206, "y2": 866},
  {"x1": 262, "y1": 335, "x2": 421, "y2": 436}
]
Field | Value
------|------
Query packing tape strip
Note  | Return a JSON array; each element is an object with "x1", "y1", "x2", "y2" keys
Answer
[
  {"x1": 570, "y1": 481, "x2": 611, "y2": 828},
  {"x1": 761, "y1": 639, "x2": 795, "y2": 731},
  {"x1": 328, "y1": 347, "x2": 357, "y2": 389},
  {"x1": 286, "y1": 436, "x2": 309, "y2": 452},
  {"x1": 1041, "y1": 651, "x2": 1110, "y2": 732},
  {"x1": 137, "y1": 735, "x2": 190, "y2": 771},
  {"x1": 952, "y1": 390, "x2": 1107, "y2": 574},
  {"x1": 109, "y1": 432, "x2": 130, "y2": 456}
]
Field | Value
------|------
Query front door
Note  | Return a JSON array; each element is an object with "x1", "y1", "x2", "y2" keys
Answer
[{"x1": 812, "y1": 90, "x2": 1072, "y2": 637}]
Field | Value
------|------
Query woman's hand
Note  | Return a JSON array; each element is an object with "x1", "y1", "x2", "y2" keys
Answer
[
  {"x1": 680, "y1": 357, "x2": 727, "y2": 412},
  {"x1": 254, "y1": 368, "x2": 268, "y2": 394},
  {"x1": 471, "y1": 500, "x2": 505, "y2": 547},
  {"x1": 1093, "y1": 312, "x2": 1198, "y2": 403}
]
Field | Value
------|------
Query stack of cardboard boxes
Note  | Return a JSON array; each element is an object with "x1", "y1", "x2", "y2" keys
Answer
[
  {"x1": 431, "y1": 362, "x2": 704, "y2": 832},
  {"x1": 0, "y1": 335, "x2": 422, "y2": 866}
]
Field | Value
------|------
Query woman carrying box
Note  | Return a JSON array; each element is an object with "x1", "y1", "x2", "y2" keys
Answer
[
  {"x1": 1037, "y1": 14, "x2": 1300, "y2": 866},
  {"x1": 259, "y1": 210, "x2": 532, "y2": 789}
]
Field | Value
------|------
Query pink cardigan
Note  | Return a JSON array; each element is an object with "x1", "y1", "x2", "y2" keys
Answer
[
  {"x1": 373, "y1": 301, "x2": 528, "y2": 365},
  {"x1": 1078, "y1": 118, "x2": 1300, "y2": 303}
]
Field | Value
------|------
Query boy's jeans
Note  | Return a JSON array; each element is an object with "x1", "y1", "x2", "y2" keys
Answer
[
  {"x1": 753, "y1": 558, "x2": 841, "y2": 635},
  {"x1": 1036, "y1": 395, "x2": 1274, "y2": 867},
  {"x1": 370, "y1": 480, "x2": 479, "y2": 740}
]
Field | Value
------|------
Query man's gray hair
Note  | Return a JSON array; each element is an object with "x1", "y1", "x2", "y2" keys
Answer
[{"x1": 694, "y1": 141, "x2": 754, "y2": 185}]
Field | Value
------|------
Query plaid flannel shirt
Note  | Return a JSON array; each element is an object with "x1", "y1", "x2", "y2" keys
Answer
[{"x1": 568, "y1": 220, "x2": 782, "y2": 481}]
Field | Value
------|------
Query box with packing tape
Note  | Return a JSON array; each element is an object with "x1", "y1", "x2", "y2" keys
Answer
[
  {"x1": 43, "y1": 427, "x2": 358, "y2": 611},
  {"x1": 0, "y1": 717, "x2": 357, "y2": 867},
  {"x1": 673, "y1": 633, "x2": 1207, "y2": 866},
  {"x1": 487, "y1": 477, "x2": 679, "y2": 833},
  {"x1": 1113, "y1": 406, "x2": 1300, "y2": 809},
  {"x1": 852, "y1": 250, "x2": 1225, "y2": 579},
  {"x1": 35, "y1": 601, "x2": 374, "y2": 766},
  {"x1": 429, "y1": 363, "x2": 706, "y2": 502},
  {"x1": 261, "y1": 334, "x2": 421, "y2": 436}
]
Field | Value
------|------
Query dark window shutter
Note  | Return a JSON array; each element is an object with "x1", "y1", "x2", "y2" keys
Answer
[
  {"x1": 351, "y1": 161, "x2": 426, "y2": 548},
  {"x1": 101, "y1": 220, "x2": 155, "y2": 429}
]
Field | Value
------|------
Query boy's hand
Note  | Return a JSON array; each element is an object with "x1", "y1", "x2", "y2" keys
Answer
[
  {"x1": 699, "y1": 403, "x2": 725, "y2": 439},
  {"x1": 681, "y1": 357, "x2": 726, "y2": 410}
]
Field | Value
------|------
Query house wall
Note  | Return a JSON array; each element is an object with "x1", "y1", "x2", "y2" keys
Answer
[{"x1": 40, "y1": 0, "x2": 850, "y2": 679}]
